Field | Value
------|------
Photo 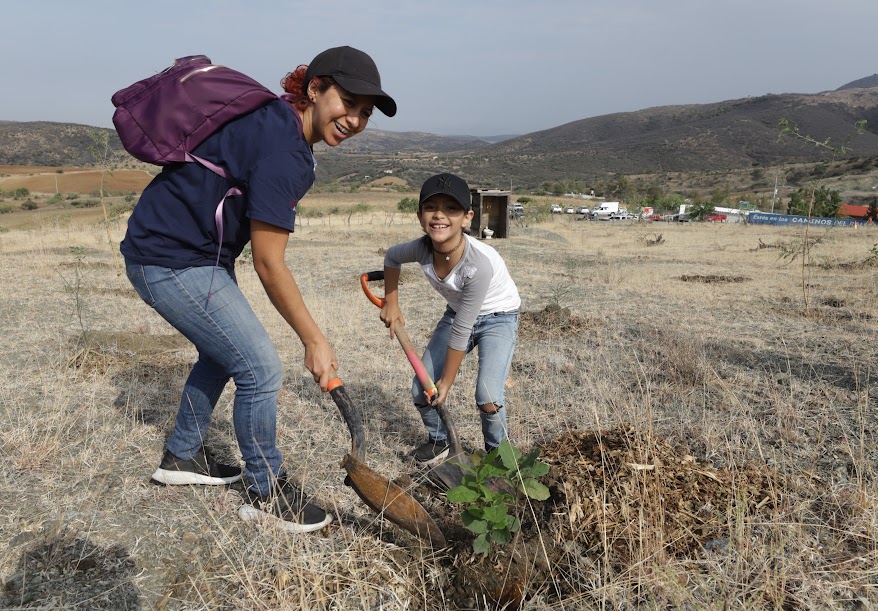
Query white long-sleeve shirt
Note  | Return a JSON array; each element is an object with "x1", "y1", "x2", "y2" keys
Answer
[{"x1": 384, "y1": 235, "x2": 521, "y2": 350}]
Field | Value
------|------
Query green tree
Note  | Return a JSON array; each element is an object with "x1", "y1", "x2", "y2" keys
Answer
[
  {"x1": 606, "y1": 175, "x2": 631, "y2": 200},
  {"x1": 787, "y1": 186, "x2": 841, "y2": 218},
  {"x1": 709, "y1": 187, "x2": 730, "y2": 205},
  {"x1": 397, "y1": 197, "x2": 418, "y2": 212},
  {"x1": 866, "y1": 197, "x2": 878, "y2": 223},
  {"x1": 687, "y1": 201, "x2": 715, "y2": 220},
  {"x1": 645, "y1": 185, "x2": 663, "y2": 204}
]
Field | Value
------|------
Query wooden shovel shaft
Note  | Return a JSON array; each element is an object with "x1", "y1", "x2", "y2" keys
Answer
[
  {"x1": 328, "y1": 379, "x2": 364, "y2": 461},
  {"x1": 359, "y1": 271, "x2": 464, "y2": 462}
]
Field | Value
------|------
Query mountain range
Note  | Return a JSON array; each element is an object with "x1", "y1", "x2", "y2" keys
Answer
[{"x1": 1, "y1": 76, "x2": 876, "y2": 190}]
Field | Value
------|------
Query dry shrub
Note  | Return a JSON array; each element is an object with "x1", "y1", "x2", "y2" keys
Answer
[
  {"x1": 542, "y1": 426, "x2": 778, "y2": 565},
  {"x1": 630, "y1": 325, "x2": 708, "y2": 388}
]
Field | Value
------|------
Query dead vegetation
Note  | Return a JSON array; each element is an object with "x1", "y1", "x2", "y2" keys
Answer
[
  {"x1": 1, "y1": 204, "x2": 877, "y2": 609},
  {"x1": 645, "y1": 232, "x2": 664, "y2": 246},
  {"x1": 679, "y1": 274, "x2": 750, "y2": 283}
]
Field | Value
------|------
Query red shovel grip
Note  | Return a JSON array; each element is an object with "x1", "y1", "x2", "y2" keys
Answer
[{"x1": 360, "y1": 271, "x2": 386, "y2": 308}]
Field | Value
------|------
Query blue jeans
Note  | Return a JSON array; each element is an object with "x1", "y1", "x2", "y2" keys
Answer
[
  {"x1": 413, "y1": 307, "x2": 519, "y2": 451},
  {"x1": 125, "y1": 260, "x2": 282, "y2": 496}
]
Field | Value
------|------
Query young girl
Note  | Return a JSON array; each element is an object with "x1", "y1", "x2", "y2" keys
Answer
[
  {"x1": 122, "y1": 46, "x2": 396, "y2": 532},
  {"x1": 380, "y1": 173, "x2": 521, "y2": 465}
]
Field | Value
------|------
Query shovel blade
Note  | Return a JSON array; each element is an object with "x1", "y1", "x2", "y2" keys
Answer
[
  {"x1": 342, "y1": 454, "x2": 447, "y2": 547},
  {"x1": 426, "y1": 451, "x2": 470, "y2": 491}
]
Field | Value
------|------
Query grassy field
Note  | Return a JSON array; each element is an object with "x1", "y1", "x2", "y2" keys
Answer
[{"x1": 0, "y1": 194, "x2": 876, "y2": 609}]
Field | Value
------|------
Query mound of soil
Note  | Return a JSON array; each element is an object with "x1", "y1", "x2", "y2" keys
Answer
[
  {"x1": 519, "y1": 304, "x2": 591, "y2": 339},
  {"x1": 427, "y1": 425, "x2": 779, "y2": 610}
]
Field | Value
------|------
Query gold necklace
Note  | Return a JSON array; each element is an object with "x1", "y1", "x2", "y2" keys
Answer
[{"x1": 434, "y1": 234, "x2": 464, "y2": 261}]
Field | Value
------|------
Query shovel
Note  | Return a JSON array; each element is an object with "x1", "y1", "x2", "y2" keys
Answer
[
  {"x1": 325, "y1": 375, "x2": 446, "y2": 546},
  {"x1": 360, "y1": 271, "x2": 473, "y2": 491}
]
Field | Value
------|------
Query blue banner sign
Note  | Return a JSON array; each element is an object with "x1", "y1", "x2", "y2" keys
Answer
[{"x1": 748, "y1": 212, "x2": 865, "y2": 228}]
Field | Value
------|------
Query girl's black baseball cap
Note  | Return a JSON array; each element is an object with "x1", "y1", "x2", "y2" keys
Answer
[
  {"x1": 306, "y1": 46, "x2": 397, "y2": 117},
  {"x1": 419, "y1": 173, "x2": 472, "y2": 212}
]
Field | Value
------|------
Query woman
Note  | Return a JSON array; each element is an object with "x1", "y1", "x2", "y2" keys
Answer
[{"x1": 121, "y1": 46, "x2": 396, "y2": 533}]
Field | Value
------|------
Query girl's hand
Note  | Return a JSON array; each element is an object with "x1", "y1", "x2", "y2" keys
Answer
[
  {"x1": 304, "y1": 338, "x2": 339, "y2": 391},
  {"x1": 429, "y1": 377, "x2": 452, "y2": 407},
  {"x1": 379, "y1": 303, "x2": 405, "y2": 339}
]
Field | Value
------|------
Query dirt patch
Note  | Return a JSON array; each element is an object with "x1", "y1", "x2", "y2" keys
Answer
[
  {"x1": 69, "y1": 331, "x2": 189, "y2": 374},
  {"x1": 519, "y1": 304, "x2": 592, "y2": 339},
  {"x1": 2, "y1": 527, "x2": 140, "y2": 609},
  {"x1": 679, "y1": 274, "x2": 750, "y2": 283},
  {"x1": 81, "y1": 287, "x2": 139, "y2": 299},
  {"x1": 0, "y1": 169, "x2": 152, "y2": 194},
  {"x1": 58, "y1": 261, "x2": 114, "y2": 270}
]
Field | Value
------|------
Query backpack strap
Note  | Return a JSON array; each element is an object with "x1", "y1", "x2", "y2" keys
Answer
[{"x1": 196, "y1": 101, "x2": 308, "y2": 308}]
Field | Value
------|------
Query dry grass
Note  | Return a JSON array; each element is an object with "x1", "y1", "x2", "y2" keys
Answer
[{"x1": 1, "y1": 200, "x2": 876, "y2": 609}]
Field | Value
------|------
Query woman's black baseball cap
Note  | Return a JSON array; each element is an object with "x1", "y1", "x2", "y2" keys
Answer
[{"x1": 306, "y1": 46, "x2": 397, "y2": 117}]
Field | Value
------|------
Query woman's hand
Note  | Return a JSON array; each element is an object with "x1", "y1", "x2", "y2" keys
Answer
[{"x1": 304, "y1": 337, "x2": 339, "y2": 391}]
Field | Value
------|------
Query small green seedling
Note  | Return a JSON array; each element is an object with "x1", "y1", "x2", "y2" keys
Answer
[{"x1": 446, "y1": 439, "x2": 550, "y2": 555}]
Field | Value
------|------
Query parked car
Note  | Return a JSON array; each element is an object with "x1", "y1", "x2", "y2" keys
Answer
[
  {"x1": 704, "y1": 213, "x2": 727, "y2": 222},
  {"x1": 565, "y1": 207, "x2": 576, "y2": 214},
  {"x1": 576, "y1": 206, "x2": 590, "y2": 215},
  {"x1": 509, "y1": 203, "x2": 525, "y2": 219},
  {"x1": 550, "y1": 204, "x2": 563, "y2": 214}
]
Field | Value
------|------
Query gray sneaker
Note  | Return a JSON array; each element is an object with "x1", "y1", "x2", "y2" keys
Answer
[
  {"x1": 151, "y1": 448, "x2": 242, "y2": 486},
  {"x1": 238, "y1": 476, "x2": 332, "y2": 533},
  {"x1": 413, "y1": 438, "x2": 450, "y2": 467}
]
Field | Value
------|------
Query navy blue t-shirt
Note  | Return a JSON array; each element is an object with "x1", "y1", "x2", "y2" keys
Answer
[{"x1": 120, "y1": 99, "x2": 315, "y2": 270}]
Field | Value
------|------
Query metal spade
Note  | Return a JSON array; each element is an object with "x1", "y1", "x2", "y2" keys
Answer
[{"x1": 326, "y1": 376, "x2": 446, "y2": 546}]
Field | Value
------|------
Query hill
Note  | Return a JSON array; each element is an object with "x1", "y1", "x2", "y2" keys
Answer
[
  {"x1": 467, "y1": 89, "x2": 878, "y2": 179},
  {"x1": 314, "y1": 129, "x2": 491, "y2": 154},
  {"x1": 0, "y1": 121, "x2": 115, "y2": 167},
  {"x1": 2, "y1": 82, "x2": 877, "y2": 190},
  {"x1": 837, "y1": 74, "x2": 878, "y2": 90}
]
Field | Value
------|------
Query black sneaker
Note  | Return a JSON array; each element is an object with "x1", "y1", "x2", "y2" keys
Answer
[
  {"x1": 151, "y1": 448, "x2": 243, "y2": 486},
  {"x1": 413, "y1": 438, "x2": 450, "y2": 467},
  {"x1": 238, "y1": 476, "x2": 332, "y2": 533}
]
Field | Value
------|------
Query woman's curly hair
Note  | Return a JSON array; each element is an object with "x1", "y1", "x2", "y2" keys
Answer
[{"x1": 281, "y1": 65, "x2": 334, "y2": 112}]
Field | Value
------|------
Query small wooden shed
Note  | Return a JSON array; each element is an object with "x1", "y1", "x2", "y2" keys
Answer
[{"x1": 470, "y1": 189, "x2": 511, "y2": 239}]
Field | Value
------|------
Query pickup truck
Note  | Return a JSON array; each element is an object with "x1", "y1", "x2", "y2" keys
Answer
[{"x1": 550, "y1": 204, "x2": 563, "y2": 214}]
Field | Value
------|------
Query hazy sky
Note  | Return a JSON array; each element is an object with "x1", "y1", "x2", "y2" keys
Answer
[{"x1": 3, "y1": 0, "x2": 877, "y2": 137}]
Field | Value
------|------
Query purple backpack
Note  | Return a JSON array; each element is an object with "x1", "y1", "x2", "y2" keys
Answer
[
  {"x1": 112, "y1": 55, "x2": 298, "y2": 304},
  {"x1": 111, "y1": 55, "x2": 281, "y2": 169}
]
